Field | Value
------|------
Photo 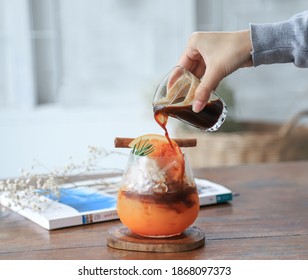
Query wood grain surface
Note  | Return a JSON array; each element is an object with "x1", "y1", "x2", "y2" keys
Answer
[{"x1": 1, "y1": 161, "x2": 308, "y2": 260}]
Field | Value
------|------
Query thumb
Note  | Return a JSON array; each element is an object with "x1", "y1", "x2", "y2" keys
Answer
[{"x1": 192, "y1": 69, "x2": 221, "y2": 113}]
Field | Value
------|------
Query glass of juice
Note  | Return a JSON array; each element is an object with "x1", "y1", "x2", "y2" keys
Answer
[
  {"x1": 153, "y1": 65, "x2": 228, "y2": 132},
  {"x1": 117, "y1": 151, "x2": 199, "y2": 237}
]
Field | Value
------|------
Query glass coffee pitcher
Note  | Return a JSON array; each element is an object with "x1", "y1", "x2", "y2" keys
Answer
[{"x1": 153, "y1": 65, "x2": 228, "y2": 132}]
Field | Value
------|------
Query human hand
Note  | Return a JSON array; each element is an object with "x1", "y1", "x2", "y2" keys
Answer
[{"x1": 177, "y1": 30, "x2": 253, "y2": 112}]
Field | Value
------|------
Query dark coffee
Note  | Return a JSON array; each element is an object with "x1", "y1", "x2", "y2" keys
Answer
[
  {"x1": 119, "y1": 184, "x2": 198, "y2": 212},
  {"x1": 154, "y1": 99, "x2": 224, "y2": 131}
]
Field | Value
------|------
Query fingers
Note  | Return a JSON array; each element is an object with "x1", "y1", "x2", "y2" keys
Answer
[
  {"x1": 178, "y1": 54, "x2": 217, "y2": 113},
  {"x1": 192, "y1": 82, "x2": 211, "y2": 113},
  {"x1": 177, "y1": 38, "x2": 206, "y2": 79},
  {"x1": 178, "y1": 57, "x2": 205, "y2": 79},
  {"x1": 167, "y1": 66, "x2": 183, "y2": 90},
  {"x1": 192, "y1": 68, "x2": 221, "y2": 113}
]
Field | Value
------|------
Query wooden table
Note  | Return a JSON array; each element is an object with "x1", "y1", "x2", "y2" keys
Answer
[{"x1": 1, "y1": 161, "x2": 308, "y2": 260}]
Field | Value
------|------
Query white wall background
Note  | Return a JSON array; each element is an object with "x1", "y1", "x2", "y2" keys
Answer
[
  {"x1": 0, "y1": 0, "x2": 307, "y2": 178},
  {"x1": 0, "y1": 0, "x2": 195, "y2": 177}
]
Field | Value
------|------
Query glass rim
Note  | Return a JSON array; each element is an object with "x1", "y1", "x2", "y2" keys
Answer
[{"x1": 153, "y1": 65, "x2": 223, "y2": 107}]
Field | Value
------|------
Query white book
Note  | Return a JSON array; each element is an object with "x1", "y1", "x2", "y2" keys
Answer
[{"x1": 0, "y1": 176, "x2": 233, "y2": 230}]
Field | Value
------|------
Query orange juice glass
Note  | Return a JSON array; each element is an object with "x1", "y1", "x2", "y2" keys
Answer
[{"x1": 117, "y1": 153, "x2": 199, "y2": 237}]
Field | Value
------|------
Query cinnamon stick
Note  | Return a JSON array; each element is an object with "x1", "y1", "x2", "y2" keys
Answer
[{"x1": 114, "y1": 137, "x2": 197, "y2": 148}]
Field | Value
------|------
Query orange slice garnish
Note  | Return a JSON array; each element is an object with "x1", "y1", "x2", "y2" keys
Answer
[{"x1": 128, "y1": 134, "x2": 182, "y2": 157}]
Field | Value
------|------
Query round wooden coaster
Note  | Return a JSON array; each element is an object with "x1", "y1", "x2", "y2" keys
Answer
[{"x1": 107, "y1": 225, "x2": 205, "y2": 253}]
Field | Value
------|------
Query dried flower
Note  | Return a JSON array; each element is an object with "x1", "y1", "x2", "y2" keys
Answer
[{"x1": 0, "y1": 146, "x2": 127, "y2": 211}]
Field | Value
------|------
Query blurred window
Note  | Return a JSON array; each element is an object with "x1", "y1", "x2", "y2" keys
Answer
[{"x1": 0, "y1": 0, "x2": 195, "y2": 110}]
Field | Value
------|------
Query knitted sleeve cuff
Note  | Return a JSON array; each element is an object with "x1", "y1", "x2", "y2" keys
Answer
[{"x1": 250, "y1": 11, "x2": 308, "y2": 67}]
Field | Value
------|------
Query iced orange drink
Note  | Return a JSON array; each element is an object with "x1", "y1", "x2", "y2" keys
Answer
[{"x1": 117, "y1": 134, "x2": 199, "y2": 237}]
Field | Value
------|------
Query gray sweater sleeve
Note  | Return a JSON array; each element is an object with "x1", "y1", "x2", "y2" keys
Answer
[{"x1": 250, "y1": 10, "x2": 308, "y2": 67}]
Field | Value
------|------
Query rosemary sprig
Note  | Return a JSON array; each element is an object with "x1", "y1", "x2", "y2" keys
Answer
[{"x1": 132, "y1": 139, "x2": 155, "y2": 156}]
